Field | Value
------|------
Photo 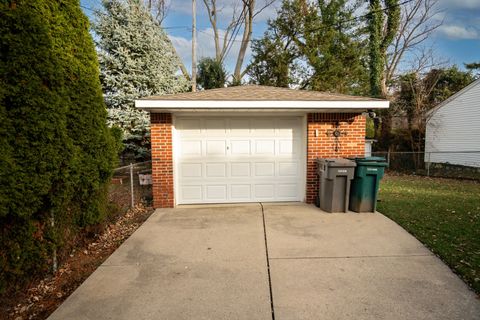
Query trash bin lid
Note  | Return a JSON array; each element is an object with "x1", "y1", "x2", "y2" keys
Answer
[
  {"x1": 356, "y1": 160, "x2": 388, "y2": 167},
  {"x1": 350, "y1": 156, "x2": 386, "y2": 162},
  {"x1": 317, "y1": 158, "x2": 356, "y2": 167}
]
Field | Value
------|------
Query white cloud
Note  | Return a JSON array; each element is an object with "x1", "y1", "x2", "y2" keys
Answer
[
  {"x1": 437, "y1": 0, "x2": 480, "y2": 10},
  {"x1": 437, "y1": 24, "x2": 480, "y2": 39}
]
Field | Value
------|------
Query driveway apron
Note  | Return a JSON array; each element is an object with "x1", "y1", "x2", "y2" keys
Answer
[
  {"x1": 48, "y1": 204, "x2": 271, "y2": 320},
  {"x1": 48, "y1": 203, "x2": 480, "y2": 320},
  {"x1": 263, "y1": 203, "x2": 480, "y2": 320}
]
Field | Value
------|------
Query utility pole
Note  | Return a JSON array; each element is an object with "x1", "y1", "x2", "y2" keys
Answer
[{"x1": 191, "y1": 0, "x2": 197, "y2": 92}]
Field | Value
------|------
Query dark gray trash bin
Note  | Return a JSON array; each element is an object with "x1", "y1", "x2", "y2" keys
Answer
[{"x1": 316, "y1": 158, "x2": 356, "y2": 213}]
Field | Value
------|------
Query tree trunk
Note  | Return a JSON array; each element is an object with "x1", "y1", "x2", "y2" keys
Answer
[
  {"x1": 380, "y1": 73, "x2": 388, "y2": 98},
  {"x1": 233, "y1": 0, "x2": 254, "y2": 84}
]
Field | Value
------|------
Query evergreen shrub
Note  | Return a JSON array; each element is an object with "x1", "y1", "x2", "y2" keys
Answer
[{"x1": 0, "y1": 0, "x2": 119, "y2": 292}]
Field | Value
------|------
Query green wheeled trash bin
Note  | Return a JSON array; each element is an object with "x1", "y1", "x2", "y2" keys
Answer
[
  {"x1": 316, "y1": 158, "x2": 357, "y2": 213},
  {"x1": 349, "y1": 157, "x2": 388, "y2": 213}
]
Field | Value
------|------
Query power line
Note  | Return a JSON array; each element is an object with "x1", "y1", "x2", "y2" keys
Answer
[
  {"x1": 190, "y1": 0, "x2": 416, "y2": 44},
  {"x1": 81, "y1": 0, "x2": 416, "y2": 43},
  {"x1": 79, "y1": 4, "x2": 192, "y2": 30}
]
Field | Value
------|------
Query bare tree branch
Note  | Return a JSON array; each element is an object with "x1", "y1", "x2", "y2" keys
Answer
[
  {"x1": 201, "y1": 0, "x2": 277, "y2": 82},
  {"x1": 145, "y1": 0, "x2": 169, "y2": 24},
  {"x1": 384, "y1": 0, "x2": 443, "y2": 95},
  {"x1": 202, "y1": 0, "x2": 246, "y2": 63},
  {"x1": 405, "y1": 45, "x2": 449, "y2": 78}
]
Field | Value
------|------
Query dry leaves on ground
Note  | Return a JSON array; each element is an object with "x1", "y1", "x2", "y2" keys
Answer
[{"x1": 3, "y1": 204, "x2": 154, "y2": 320}]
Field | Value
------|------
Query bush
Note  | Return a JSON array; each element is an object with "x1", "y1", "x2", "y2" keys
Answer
[
  {"x1": 197, "y1": 57, "x2": 227, "y2": 89},
  {"x1": 366, "y1": 117, "x2": 375, "y2": 139},
  {"x1": 0, "y1": 0, "x2": 118, "y2": 291}
]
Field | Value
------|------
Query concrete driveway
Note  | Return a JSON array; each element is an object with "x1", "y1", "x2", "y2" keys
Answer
[{"x1": 49, "y1": 203, "x2": 480, "y2": 320}]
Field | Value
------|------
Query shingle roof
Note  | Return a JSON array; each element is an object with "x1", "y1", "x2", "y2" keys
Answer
[{"x1": 140, "y1": 85, "x2": 383, "y2": 102}]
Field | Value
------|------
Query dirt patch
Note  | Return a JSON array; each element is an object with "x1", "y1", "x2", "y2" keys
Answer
[{"x1": 0, "y1": 204, "x2": 154, "y2": 320}]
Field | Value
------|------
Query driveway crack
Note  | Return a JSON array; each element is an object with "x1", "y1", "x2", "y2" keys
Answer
[{"x1": 260, "y1": 202, "x2": 275, "y2": 320}]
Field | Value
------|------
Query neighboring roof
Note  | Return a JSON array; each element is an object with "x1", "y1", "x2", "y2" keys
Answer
[
  {"x1": 427, "y1": 78, "x2": 480, "y2": 116},
  {"x1": 135, "y1": 85, "x2": 389, "y2": 111}
]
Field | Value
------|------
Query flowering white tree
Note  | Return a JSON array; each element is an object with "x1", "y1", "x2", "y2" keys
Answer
[{"x1": 94, "y1": 0, "x2": 188, "y2": 159}]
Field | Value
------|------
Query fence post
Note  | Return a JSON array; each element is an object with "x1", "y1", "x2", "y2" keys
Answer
[
  {"x1": 51, "y1": 212, "x2": 57, "y2": 273},
  {"x1": 130, "y1": 163, "x2": 134, "y2": 208},
  {"x1": 427, "y1": 152, "x2": 431, "y2": 177},
  {"x1": 387, "y1": 150, "x2": 391, "y2": 167}
]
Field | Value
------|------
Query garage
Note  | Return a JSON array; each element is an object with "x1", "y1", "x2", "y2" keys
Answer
[
  {"x1": 175, "y1": 116, "x2": 305, "y2": 204},
  {"x1": 135, "y1": 85, "x2": 388, "y2": 208}
]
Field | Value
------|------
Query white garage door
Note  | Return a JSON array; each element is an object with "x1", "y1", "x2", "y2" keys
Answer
[{"x1": 175, "y1": 116, "x2": 305, "y2": 204}]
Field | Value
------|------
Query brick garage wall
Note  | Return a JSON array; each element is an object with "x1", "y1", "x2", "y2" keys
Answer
[
  {"x1": 150, "y1": 112, "x2": 365, "y2": 207},
  {"x1": 150, "y1": 113, "x2": 174, "y2": 208},
  {"x1": 306, "y1": 113, "x2": 366, "y2": 204}
]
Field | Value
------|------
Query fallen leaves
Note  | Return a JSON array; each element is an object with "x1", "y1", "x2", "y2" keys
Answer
[{"x1": 3, "y1": 204, "x2": 153, "y2": 320}]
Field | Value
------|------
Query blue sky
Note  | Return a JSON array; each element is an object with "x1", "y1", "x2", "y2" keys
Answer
[{"x1": 81, "y1": 0, "x2": 480, "y2": 76}]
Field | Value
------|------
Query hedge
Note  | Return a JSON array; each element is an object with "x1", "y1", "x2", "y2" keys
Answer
[{"x1": 0, "y1": 0, "x2": 119, "y2": 292}]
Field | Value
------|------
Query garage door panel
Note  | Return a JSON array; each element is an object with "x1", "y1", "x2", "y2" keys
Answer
[
  {"x1": 205, "y1": 119, "x2": 226, "y2": 135},
  {"x1": 231, "y1": 140, "x2": 251, "y2": 155},
  {"x1": 279, "y1": 162, "x2": 298, "y2": 176},
  {"x1": 255, "y1": 162, "x2": 275, "y2": 177},
  {"x1": 277, "y1": 119, "x2": 298, "y2": 136},
  {"x1": 252, "y1": 119, "x2": 275, "y2": 134},
  {"x1": 230, "y1": 119, "x2": 251, "y2": 135},
  {"x1": 176, "y1": 116, "x2": 304, "y2": 204},
  {"x1": 181, "y1": 140, "x2": 202, "y2": 156},
  {"x1": 178, "y1": 119, "x2": 202, "y2": 134},
  {"x1": 206, "y1": 163, "x2": 226, "y2": 177},
  {"x1": 279, "y1": 139, "x2": 300, "y2": 155},
  {"x1": 181, "y1": 185, "x2": 203, "y2": 201},
  {"x1": 206, "y1": 185, "x2": 227, "y2": 201},
  {"x1": 277, "y1": 184, "x2": 298, "y2": 198},
  {"x1": 255, "y1": 140, "x2": 275, "y2": 154},
  {"x1": 231, "y1": 184, "x2": 251, "y2": 200},
  {"x1": 180, "y1": 163, "x2": 202, "y2": 178},
  {"x1": 206, "y1": 140, "x2": 226, "y2": 156},
  {"x1": 255, "y1": 184, "x2": 275, "y2": 199},
  {"x1": 231, "y1": 162, "x2": 251, "y2": 177}
]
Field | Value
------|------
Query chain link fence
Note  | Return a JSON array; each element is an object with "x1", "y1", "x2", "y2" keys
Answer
[
  {"x1": 106, "y1": 151, "x2": 480, "y2": 209},
  {"x1": 372, "y1": 151, "x2": 480, "y2": 180},
  {"x1": 109, "y1": 161, "x2": 153, "y2": 211}
]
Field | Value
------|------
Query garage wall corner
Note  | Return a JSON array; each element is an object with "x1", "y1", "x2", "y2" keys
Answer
[
  {"x1": 306, "y1": 113, "x2": 366, "y2": 204},
  {"x1": 151, "y1": 113, "x2": 174, "y2": 208}
]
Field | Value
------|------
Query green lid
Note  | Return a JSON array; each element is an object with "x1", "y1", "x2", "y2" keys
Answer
[
  {"x1": 350, "y1": 156, "x2": 386, "y2": 162},
  {"x1": 356, "y1": 161, "x2": 388, "y2": 167}
]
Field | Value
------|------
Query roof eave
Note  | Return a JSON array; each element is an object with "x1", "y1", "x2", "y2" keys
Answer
[
  {"x1": 427, "y1": 78, "x2": 480, "y2": 117},
  {"x1": 135, "y1": 99, "x2": 389, "y2": 111}
]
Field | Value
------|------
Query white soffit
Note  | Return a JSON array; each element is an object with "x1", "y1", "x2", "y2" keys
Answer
[{"x1": 135, "y1": 99, "x2": 389, "y2": 110}]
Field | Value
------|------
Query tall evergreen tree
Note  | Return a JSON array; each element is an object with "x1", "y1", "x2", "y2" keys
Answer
[
  {"x1": 0, "y1": 0, "x2": 117, "y2": 289},
  {"x1": 94, "y1": 0, "x2": 189, "y2": 159},
  {"x1": 248, "y1": 0, "x2": 369, "y2": 94},
  {"x1": 247, "y1": 27, "x2": 301, "y2": 88}
]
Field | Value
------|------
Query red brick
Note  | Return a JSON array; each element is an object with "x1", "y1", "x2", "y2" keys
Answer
[
  {"x1": 150, "y1": 113, "x2": 174, "y2": 208},
  {"x1": 305, "y1": 113, "x2": 365, "y2": 204}
]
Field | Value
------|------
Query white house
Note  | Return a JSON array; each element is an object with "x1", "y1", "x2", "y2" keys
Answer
[{"x1": 425, "y1": 78, "x2": 480, "y2": 168}]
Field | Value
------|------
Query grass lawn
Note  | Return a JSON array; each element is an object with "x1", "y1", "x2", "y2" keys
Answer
[{"x1": 377, "y1": 174, "x2": 480, "y2": 294}]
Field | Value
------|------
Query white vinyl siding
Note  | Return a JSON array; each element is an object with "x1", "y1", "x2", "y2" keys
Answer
[
  {"x1": 174, "y1": 116, "x2": 305, "y2": 204},
  {"x1": 425, "y1": 80, "x2": 480, "y2": 168}
]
